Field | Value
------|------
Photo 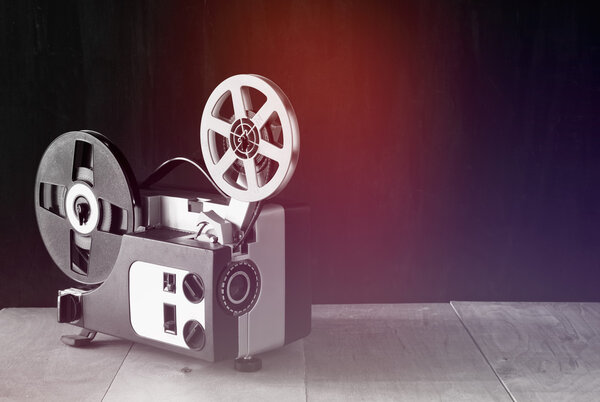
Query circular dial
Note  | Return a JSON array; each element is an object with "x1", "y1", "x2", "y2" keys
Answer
[
  {"x1": 200, "y1": 74, "x2": 299, "y2": 202},
  {"x1": 182, "y1": 273, "x2": 204, "y2": 304},
  {"x1": 183, "y1": 320, "x2": 206, "y2": 350},
  {"x1": 34, "y1": 131, "x2": 140, "y2": 285},
  {"x1": 217, "y1": 260, "x2": 261, "y2": 316}
]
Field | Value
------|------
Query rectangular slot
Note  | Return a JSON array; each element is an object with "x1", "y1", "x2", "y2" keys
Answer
[
  {"x1": 73, "y1": 140, "x2": 93, "y2": 170},
  {"x1": 70, "y1": 230, "x2": 89, "y2": 276},
  {"x1": 98, "y1": 200, "x2": 128, "y2": 234},
  {"x1": 163, "y1": 303, "x2": 177, "y2": 335},
  {"x1": 163, "y1": 272, "x2": 176, "y2": 293},
  {"x1": 72, "y1": 140, "x2": 94, "y2": 185},
  {"x1": 39, "y1": 182, "x2": 67, "y2": 217}
]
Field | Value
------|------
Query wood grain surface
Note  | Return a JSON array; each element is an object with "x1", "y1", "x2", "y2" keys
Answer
[
  {"x1": 103, "y1": 341, "x2": 306, "y2": 401},
  {"x1": 305, "y1": 304, "x2": 510, "y2": 401},
  {"x1": 0, "y1": 308, "x2": 132, "y2": 401},
  {"x1": 452, "y1": 302, "x2": 600, "y2": 402},
  {"x1": 3, "y1": 304, "x2": 600, "y2": 401}
]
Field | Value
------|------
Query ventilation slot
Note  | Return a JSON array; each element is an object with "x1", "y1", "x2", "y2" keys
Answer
[
  {"x1": 72, "y1": 140, "x2": 94, "y2": 185},
  {"x1": 98, "y1": 199, "x2": 128, "y2": 234},
  {"x1": 38, "y1": 182, "x2": 67, "y2": 217},
  {"x1": 70, "y1": 230, "x2": 90, "y2": 276}
]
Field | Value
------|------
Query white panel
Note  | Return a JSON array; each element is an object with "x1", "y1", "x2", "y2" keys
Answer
[
  {"x1": 129, "y1": 261, "x2": 205, "y2": 349},
  {"x1": 160, "y1": 196, "x2": 199, "y2": 232},
  {"x1": 159, "y1": 195, "x2": 230, "y2": 232}
]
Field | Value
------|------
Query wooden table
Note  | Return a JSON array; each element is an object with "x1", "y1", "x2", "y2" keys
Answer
[{"x1": 1, "y1": 303, "x2": 599, "y2": 401}]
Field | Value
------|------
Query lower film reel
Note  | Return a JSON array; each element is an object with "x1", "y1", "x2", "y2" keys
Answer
[
  {"x1": 35, "y1": 131, "x2": 140, "y2": 285},
  {"x1": 200, "y1": 74, "x2": 300, "y2": 202}
]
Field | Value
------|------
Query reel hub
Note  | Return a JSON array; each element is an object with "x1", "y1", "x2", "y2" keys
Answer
[
  {"x1": 230, "y1": 118, "x2": 260, "y2": 159},
  {"x1": 65, "y1": 183, "x2": 100, "y2": 235}
]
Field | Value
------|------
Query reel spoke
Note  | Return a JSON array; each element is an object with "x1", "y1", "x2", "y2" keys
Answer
[
  {"x1": 205, "y1": 115, "x2": 231, "y2": 139},
  {"x1": 37, "y1": 207, "x2": 72, "y2": 272},
  {"x1": 243, "y1": 158, "x2": 258, "y2": 191},
  {"x1": 257, "y1": 140, "x2": 285, "y2": 163},
  {"x1": 251, "y1": 100, "x2": 275, "y2": 131},
  {"x1": 93, "y1": 172, "x2": 127, "y2": 214},
  {"x1": 88, "y1": 230, "x2": 123, "y2": 278},
  {"x1": 36, "y1": 153, "x2": 73, "y2": 189},
  {"x1": 39, "y1": 205, "x2": 71, "y2": 231},
  {"x1": 213, "y1": 148, "x2": 237, "y2": 177},
  {"x1": 231, "y1": 85, "x2": 251, "y2": 119},
  {"x1": 91, "y1": 143, "x2": 137, "y2": 225}
]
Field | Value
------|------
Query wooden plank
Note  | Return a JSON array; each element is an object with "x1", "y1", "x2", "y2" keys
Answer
[
  {"x1": 305, "y1": 304, "x2": 509, "y2": 401},
  {"x1": 452, "y1": 302, "x2": 600, "y2": 402},
  {"x1": 103, "y1": 340, "x2": 306, "y2": 401},
  {"x1": 0, "y1": 308, "x2": 132, "y2": 401}
]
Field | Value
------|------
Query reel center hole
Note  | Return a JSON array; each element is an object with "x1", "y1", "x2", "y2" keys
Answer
[
  {"x1": 74, "y1": 196, "x2": 91, "y2": 225},
  {"x1": 230, "y1": 118, "x2": 259, "y2": 159}
]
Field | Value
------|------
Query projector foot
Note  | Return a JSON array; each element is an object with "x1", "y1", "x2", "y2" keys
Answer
[{"x1": 234, "y1": 356, "x2": 262, "y2": 372}]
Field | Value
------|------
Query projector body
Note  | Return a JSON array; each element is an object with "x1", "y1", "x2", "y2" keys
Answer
[
  {"x1": 36, "y1": 75, "x2": 310, "y2": 369},
  {"x1": 58, "y1": 192, "x2": 310, "y2": 361}
]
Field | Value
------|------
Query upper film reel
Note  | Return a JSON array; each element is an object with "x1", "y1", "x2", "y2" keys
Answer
[
  {"x1": 200, "y1": 75, "x2": 299, "y2": 202},
  {"x1": 35, "y1": 131, "x2": 140, "y2": 285}
]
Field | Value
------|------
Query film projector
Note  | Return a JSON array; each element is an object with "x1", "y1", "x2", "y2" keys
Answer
[{"x1": 34, "y1": 75, "x2": 311, "y2": 371}]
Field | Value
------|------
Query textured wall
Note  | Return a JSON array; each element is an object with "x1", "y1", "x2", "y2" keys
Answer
[{"x1": 1, "y1": 1, "x2": 599, "y2": 307}]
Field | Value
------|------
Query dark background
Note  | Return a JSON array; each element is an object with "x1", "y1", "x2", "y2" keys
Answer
[{"x1": 1, "y1": 1, "x2": 599, "y2": 307}]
